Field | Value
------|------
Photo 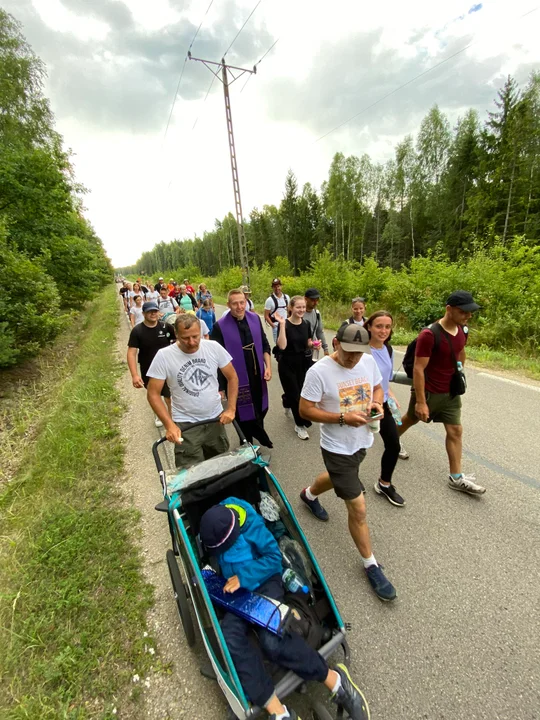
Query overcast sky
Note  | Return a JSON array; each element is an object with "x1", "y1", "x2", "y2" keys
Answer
[{"x1": 4, "y1": 0, "x2": 539, "y2": 266}]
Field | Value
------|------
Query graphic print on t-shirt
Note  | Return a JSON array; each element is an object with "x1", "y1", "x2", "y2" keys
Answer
[
  {"x1": 338, "y1": 378, "x2": 371, "y2": 413},
  {"x1": 176, "y1": 358, "x2": 213, "y2": 397}
]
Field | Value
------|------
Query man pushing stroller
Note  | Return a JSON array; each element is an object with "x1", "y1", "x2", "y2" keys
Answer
[{"x1": 199, "y1": 497, "x2": 370, "y2": 720}]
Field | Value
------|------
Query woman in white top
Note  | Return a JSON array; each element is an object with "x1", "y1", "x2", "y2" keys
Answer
[
  {"x1": 365, "y1": 310, "x2": 406, "y2": 507},
  {"x1": 145, "y1": 284, "x2": 159, "y2": 302},
  {"x1": 130, "y1": 295, "x2": 145, "y2": 327},
  {"x1": 345, "y1": 297, "x2": 367, "y2": 326}
]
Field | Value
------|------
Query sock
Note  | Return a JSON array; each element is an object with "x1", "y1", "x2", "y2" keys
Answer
[
  {"x1": 275, "y1": 706, "x2": 290, "y2": 719},
  {"x1": 450, "y1": 473, "x2": 463, "y2": 480},
  {"x1": 305, "y1": 486, "x2": 317, "y2": 501},
  {"x1": 379, "y1": 478, "x2": 391, "y2": 487},
  {"x1": 331, "y1": 673, "x2": 342, "y2": 694},
  {"x1": 361, "y1": 554, "x2": 377, "y2": 569}
]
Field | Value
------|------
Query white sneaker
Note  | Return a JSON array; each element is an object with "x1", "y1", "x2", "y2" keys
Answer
[
  {"x1": 154, "y1": 417, "x2": 163, "y2": 428},
  {"x1": 398, "y1": 443, "x2": 409, "y2": 460},
  {"x1": 284, "y1": 408, "x2": 292, "y2": 419},
  {"x1": 448, "y1": 473, "x2": 486, "y2": 495},
  {"x1": 295, "y1": 425, "x2": 309, "y2": 440}
]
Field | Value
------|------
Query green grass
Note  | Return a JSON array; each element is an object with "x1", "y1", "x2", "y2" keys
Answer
[{"x1": 0, "y1": 285, "x2": 154, "y2": 719}]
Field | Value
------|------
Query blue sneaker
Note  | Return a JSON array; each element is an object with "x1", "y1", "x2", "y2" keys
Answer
[
  {"x1": 300, "y1": 488, "x2": 329, "y2": 522},
  {"x1": 365, "y1": 563, "x2": 396, "y2": 601}
]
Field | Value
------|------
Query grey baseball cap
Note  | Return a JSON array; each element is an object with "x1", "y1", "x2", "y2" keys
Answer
[{"x1": 335, "y1": 323, "x2": 371, "y2": 353}]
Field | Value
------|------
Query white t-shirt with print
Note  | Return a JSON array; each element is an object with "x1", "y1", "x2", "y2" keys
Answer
[
  {"x1": 147, "y1": 340, "x2": 232, "y2": 423},
  {"x1": 301, "y1": 354, "x2": 383, "y2": 455},
  {"x1": 264, "y1": 293, "x2": 290, "y2": 322},
  {"x1": 146, "y1": 290, "x2": 159, "y2": 301},
  {"x1": 158, "y1": 296, "x2": 178, "y2": 314}
]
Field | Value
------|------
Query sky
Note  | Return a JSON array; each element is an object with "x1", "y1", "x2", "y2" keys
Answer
[{"x1": 4, "y1": 0, "x2": 540, "y2": 267}]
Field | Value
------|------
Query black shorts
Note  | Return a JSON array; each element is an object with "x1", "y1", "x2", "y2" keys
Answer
[
  {"x1": 321, "y1": 447, "x2": 367, "y2": 501},
  {"x1": 142, "y1": 375, "x2": 171, "y2": 398}
]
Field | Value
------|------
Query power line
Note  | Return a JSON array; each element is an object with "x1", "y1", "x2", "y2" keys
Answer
[
  {"x1": 315, "y1": 5, "x2": 538, "y2": 144},
  {"x1": 162, "y1": 0, "x2": 216, "y2": 143},
  {"x1": 224, "y1": 0, "x2": 263, "y2": 56},
  {"x1": 241, "y1": 37, "x2": 279, "y2": 92},
  {"x1": 191, "y1": 0, "x2": 265, "y2": 130}
]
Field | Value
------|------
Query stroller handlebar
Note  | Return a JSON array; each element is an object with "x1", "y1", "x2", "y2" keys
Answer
[{"x1": 151, "y1": 417, "x2": 247, "y2": 474}]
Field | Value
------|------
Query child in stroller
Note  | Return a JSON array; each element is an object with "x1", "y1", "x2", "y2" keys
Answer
[{"x1": 199, "y1": 497, "x2": 370, "y2": 720}]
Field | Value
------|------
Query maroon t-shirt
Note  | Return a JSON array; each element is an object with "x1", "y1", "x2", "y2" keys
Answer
[{"x1": 415, "y1": 325, "x2": 467, "y2": 394}]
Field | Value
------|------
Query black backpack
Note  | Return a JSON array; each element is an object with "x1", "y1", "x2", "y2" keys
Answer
[{"x1": 402, "y1": 323, "x2": 442, "y2": 378}]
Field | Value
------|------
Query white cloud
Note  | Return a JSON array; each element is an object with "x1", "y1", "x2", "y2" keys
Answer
[{"x1": 5, "y1": 0, "x2": 540, "y2": 265}]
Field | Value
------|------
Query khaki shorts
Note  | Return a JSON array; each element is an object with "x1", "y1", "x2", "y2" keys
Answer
[
  {"x1": 408, "y1": 390, "x2": 462, "y2": 425},
  {"x1": 174, "y1": 419, "x2": 229, "y2": 469}
]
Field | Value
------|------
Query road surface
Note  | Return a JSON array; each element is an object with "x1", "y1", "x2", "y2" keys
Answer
[{"x1": 118, "y1": 305, "x2": 540, "y2": 720}]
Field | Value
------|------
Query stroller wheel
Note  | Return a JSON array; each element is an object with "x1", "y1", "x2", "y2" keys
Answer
[
  {"x1": 311, "y1": 701, "x2": 334, "y2": 720},
  {"x1": 166, "y1": 550, "x2": 196, "y2": 647}
]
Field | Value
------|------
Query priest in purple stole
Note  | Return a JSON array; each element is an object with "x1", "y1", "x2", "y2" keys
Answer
[{"x1": 211, "y1": 289, "x2": 273, "y2": 448}]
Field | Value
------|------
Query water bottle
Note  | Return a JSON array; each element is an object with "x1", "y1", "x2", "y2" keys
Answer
[
  {"x1": 457, "y1": 361, "x2": 463, "y2": 371},
  {"x1": 387, "y1": 397, "x2": 402, "y2": 426},
  {"x1": 282, "y1": 568, "x2": 309, "y2": 594}
]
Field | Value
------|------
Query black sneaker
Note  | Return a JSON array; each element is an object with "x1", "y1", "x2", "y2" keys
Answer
[
  {"x1": 331, "y1": 663, "x2": 370, "y2": 720},
  {"x1": 300, "y1": 488, "x2": 329, "y2": 521},
  {"x1": 374, "y1": 481, "x2": 405, "y2": 507},
  {"x1": 365, "y1": 563, "x2": 396, "y2": 601}
]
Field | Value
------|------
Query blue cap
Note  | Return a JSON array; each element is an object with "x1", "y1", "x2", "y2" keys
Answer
[{"x1": 200, "y1": 505, "x2": 240, "y2": 555}]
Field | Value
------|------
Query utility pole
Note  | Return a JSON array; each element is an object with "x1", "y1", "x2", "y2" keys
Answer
[{"x1": 188, "y1": 53, "x2": 255, "y2": 286}]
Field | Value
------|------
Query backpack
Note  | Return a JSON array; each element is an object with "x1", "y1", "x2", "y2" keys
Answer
[
  {"x1": 284, "y1": 592, "x2": 326, "y2": 649},
  {"x1": 402, "y1": 323, "x2": 442, "y2": 378}
]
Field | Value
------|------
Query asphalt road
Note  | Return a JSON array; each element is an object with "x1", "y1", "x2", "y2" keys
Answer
[{"x1": 121, "y1": 305, "x2": 540, "y2": 720}]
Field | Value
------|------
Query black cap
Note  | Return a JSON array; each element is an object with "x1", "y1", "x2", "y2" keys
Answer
[
  {"x1": 304, "y1": 288, "x2": 320, "y2": 299},
  {"x1": 446, "y1": 290, "x2": 480, "y2": 312},
  {"x1": 199, "y1": 505, "x2": 240, "y2": 555}
]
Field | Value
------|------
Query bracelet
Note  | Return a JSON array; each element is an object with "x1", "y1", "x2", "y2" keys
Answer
[{"x1": 339, "y1": 412, "x2": 344, "y2": 427}]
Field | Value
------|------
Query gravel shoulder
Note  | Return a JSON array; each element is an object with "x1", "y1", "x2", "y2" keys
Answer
[{"x1": 115, "y1": 306, "x2": 225, "y2": 720}]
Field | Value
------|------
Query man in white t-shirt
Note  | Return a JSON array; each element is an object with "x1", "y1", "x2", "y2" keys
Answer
[
  {"x1": 157, "y1": 286, "x2": 179, "y2": 318},
  {"x1": 146, "y1": 314, "x2": 239, "y2": 469},
  {"x1": 299, "y1": 323, "x2": 396, "y2": 602},
  {"x1": 264, "y1": 278, "x2": 290, "y2": 344}
]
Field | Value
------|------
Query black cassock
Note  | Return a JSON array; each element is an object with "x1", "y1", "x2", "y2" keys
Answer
[{"x1": 211, "y1": 315, "x2": 273, "y2": 448}]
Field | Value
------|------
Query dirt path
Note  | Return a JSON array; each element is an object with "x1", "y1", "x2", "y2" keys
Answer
[{"x1": 115, "y1": 305, "x2": 225, "y2": 720}]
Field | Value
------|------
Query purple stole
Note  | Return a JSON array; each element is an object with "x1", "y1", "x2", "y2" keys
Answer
[{"x1": 219, "y1": 312, "x2": 268, "y2": 422}]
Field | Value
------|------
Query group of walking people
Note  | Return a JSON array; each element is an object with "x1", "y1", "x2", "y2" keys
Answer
[{"x1": 124, "y1": 276, "x2": 484, "y2": 720}]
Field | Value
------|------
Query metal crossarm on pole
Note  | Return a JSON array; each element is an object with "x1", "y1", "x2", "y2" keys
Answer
[{"x1": 188, "y1": 53, "x2": 256, "y2": 285}]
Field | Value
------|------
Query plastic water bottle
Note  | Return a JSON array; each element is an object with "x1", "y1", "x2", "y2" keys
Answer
[
  {"x1": 387, "y1": 397, "x2": 402, "y2": 426},
  {"x1": 457, "y1": 361, "x2": 463, "y2": 371},
  {"x1": 282, "y1": 569, "x2": 309, "y2": 594}
]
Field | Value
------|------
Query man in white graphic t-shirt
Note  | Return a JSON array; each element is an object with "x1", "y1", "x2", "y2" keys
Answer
[
  {"x1": 147, "y1": 314, "x2": 239, "y2": 469},
  {"x1": 299, "y1": 323, "x2": 396, "y2": 602}
]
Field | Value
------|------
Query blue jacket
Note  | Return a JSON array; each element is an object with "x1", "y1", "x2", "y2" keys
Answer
[{"x1": 216, "y1": 496, "x2": 282, "y2": 591}]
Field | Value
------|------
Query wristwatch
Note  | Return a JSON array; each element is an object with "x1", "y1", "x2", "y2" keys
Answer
[{"x1": 339, "y1": 412, "x2": 345, "y2": 426}]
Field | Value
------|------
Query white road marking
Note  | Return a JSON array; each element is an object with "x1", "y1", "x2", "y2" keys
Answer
[{"x1": 477, "y1": 372, "x2": 540, "y2": 393}]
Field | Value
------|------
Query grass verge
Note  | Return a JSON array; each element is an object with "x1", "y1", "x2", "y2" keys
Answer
[{"x1": 0, "y1": 285, "x2": 153, "y2": 719}]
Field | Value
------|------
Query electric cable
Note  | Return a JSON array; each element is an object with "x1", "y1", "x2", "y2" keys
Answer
[
  {"x1": 162, "y1": 0, "x2": 216, "y2": 143},
  {"x1": 315, "y1": 5, "x2": 538, "y2": 144},
  {"x1": 241, "y1": 37, "x2": 279, "y2": 92}
]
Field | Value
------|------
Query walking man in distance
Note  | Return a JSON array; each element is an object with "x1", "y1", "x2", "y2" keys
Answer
[
  {"x1": 299, "y1": 323, "x2": 396, "y2": 601},
  {"x1": 264, "y1": 278, "x2": 290, "y2": 345},
  {"x1": 399, "y1": 290, "x2": 485, "y2": 495},
  {"x1": 127, "y1": 301, "x2": 176, "y2": 427}
]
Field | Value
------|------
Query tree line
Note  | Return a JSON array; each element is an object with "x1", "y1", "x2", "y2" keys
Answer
[
  {"x1": 120, "y1": 72, "x2": 540, "y2": 279},
  {"x1": 0, "y1": 10, "x2": 112, "y2": 368}
]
